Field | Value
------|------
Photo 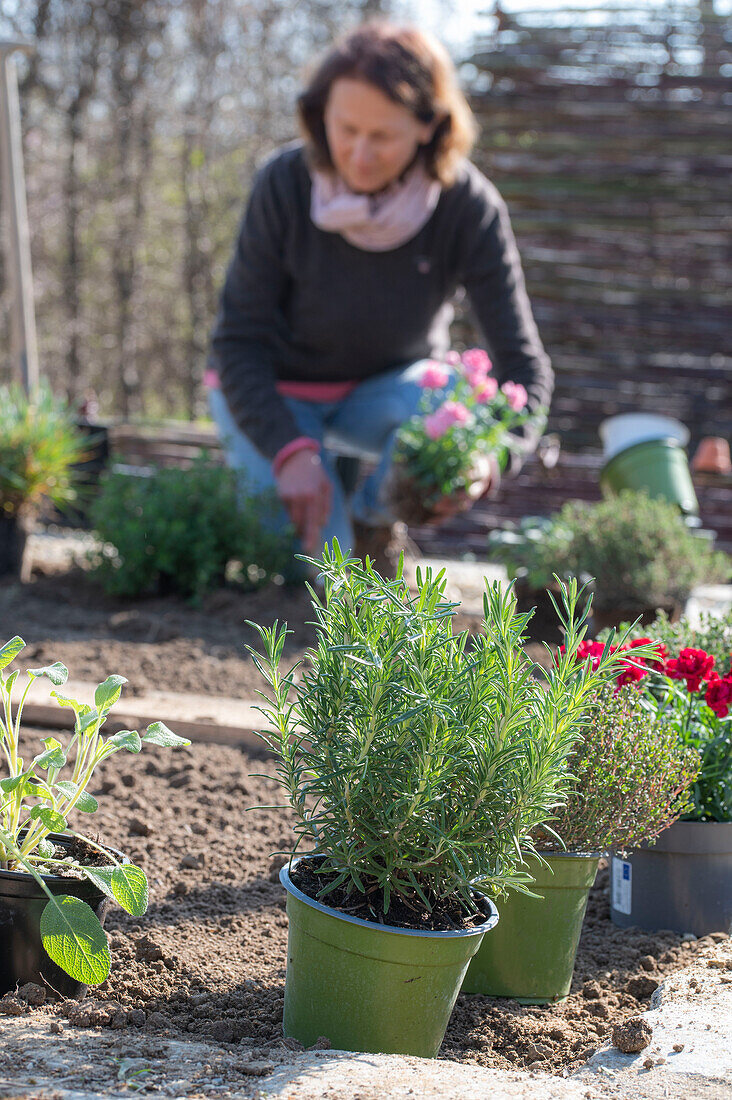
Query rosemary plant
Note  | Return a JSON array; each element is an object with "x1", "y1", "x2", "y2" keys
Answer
[{"x1": 249, "y1": 541, "x2": 647, "y2": 918}]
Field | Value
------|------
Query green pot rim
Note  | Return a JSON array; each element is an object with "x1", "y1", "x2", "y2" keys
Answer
[{"x1": 280, "y1": 856, "x2": 499, "y2": 939}]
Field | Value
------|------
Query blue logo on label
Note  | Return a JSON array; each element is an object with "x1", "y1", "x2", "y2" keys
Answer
[{"x1": 623, "y1": 864, "x2": 630, "y2": 880}]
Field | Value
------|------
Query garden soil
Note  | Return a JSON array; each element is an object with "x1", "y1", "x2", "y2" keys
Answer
[{"x1": 0, "y1": 560, "x2": 725, "y2": 1078}]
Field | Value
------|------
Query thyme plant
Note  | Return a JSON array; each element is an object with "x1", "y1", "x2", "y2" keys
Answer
[
  {"x1": 249, "y1": 541, "x2": 648, "y2": 917},
  {"x1": 0, "y1": 637, "x2": 190, "y2": 985},
  {"x1": 542, "y1": 684, "x2": 699, "y2": 853}
]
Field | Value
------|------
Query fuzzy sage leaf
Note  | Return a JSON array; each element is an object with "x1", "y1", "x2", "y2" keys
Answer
[
  {"x1": 39, "y1": 896, "x2": 111, "y2": 984},
  {"x1": 0, "y1": 636, "x2": 24, "y2": 671},
  {"x1": 81, "y1": 864, "x2": 149, "y2": 916},
  {"x1": 27, "y1": 662, "x2": 69, "y2": 687},
  {"x1": 142, "y1": 722, "x2": 191, "y2": 749}
]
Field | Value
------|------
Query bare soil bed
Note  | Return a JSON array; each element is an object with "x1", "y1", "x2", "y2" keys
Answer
[{"x1": 0, "y1": 558, "x2": 720, "y2": 1076}]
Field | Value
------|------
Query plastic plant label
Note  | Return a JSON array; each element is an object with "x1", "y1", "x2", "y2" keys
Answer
[{"x1": 612, "y1": 857, "x2": 632, "y2": 915}]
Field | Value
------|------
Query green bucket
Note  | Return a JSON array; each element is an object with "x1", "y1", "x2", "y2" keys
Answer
[
  {"x1": 461, "y1": 853, "x2": 599, "y2": 1004},
  {"x1": 280, "y1": 860, "x2": 498, "y2": 1057},
  {"x1": 600, "y1": 438, "x2": 699, "y2": 515}
]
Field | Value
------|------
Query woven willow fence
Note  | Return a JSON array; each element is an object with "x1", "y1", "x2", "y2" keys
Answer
[
  {"x1": 415, "y1": 1, "x2": 731, "y2": 554},
  {"x1": 464, "y1": 0, "x2": 730, "y2": 452}
]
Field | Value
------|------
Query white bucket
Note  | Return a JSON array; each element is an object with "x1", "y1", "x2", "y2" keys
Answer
[{"x1": 599, "y1": 414, "x2": 689, "y2": 462}]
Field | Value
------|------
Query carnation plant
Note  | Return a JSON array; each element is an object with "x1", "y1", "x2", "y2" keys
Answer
[
  {"x1": 607, "y1": 607, "x2": 732, "y2": 673},
  {"x1": 248, "y1": 541, "x2": 654, "y2": 918},
  {"x1": 0, "y1": 637, "x2": 190, "y2": 984},
  {"x1": 643, "y1": 647, "x2": 731, "y2": 822},
  {"x1": 389, "y1": 349, "x2": 538, "y2": 524},
  {"x1": 539, "y1": 684, "x2": 699, "y2": 853},
  {"x1": 568, "y1": 628, "x2": 731, "y2": 823}
]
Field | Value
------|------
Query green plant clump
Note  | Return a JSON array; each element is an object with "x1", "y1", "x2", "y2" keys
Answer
[
  {"x1": 249, "y1": 541, "x2": 651, "y2": 918},
  {"x1": 89, "y1": 455, "x2": 295, "y2": 601},
  {"x1": 0, "y1": 636, "x2": 191, "y2": 984},
  {"x1": 488, "y1": 491, "x2": 730, "y2": 613},
  {"x1": 0, "y1": 381, "x2": 87, "y2": 519},
  {"x1": 542, "y1": 684, "x2": 699, "y2": 853}
]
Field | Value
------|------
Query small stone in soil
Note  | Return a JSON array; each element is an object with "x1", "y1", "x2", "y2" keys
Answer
[
  {"x1": 639, "y1": 955, "x2": 657, "y2": 972},
  {"x1": 0, "y1": 995, "x2": 28, "y2": 1016},
  {"x1": 309, "y1": 1036, "x2": 332, "y2": 1050},
  {"x1": 269, "y1": 857, "x2": 288, "y2": 882},
  {"x1": 18, "y1": 983, "x2": 46, "y2": 1006},
  {"x1": 50, "y1": 1021, "x2": 64, "y2": 1034},
  {"x1": 210, "y1": 1021, "x2": 235, "y2": 1042},
  {"x1": 612, "y1": 1017, "x2": 652, "y2": 1054},
  {"x1": 240, "y1": 1060, "x2": 275, "y2": 1076},
  {"x1": 280, "y1": 1036, "x2": 305, "y2": 1051},
  {"x1": 625, "y1": 975, "x2": 659, "y2": 999},
  {"x1": 673, "y1": 1043, "x2": 685, "y2": 1052}
]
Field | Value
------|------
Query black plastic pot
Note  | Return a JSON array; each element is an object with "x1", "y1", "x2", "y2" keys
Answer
[
  {"x1": 0, "y1": 833, "x2": 120, "y2": 998},
  {"x1": 0, "y1": 514, "x2": 27, "y2": 579},
  {"x1": 610, "y1": 821, "x2": 732, "y2": 936},
  {"x1": 48, "y1": 421, "x2": 110, "y2": 528}
]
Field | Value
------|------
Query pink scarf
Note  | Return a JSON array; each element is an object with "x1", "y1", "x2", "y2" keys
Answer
[{"x1": 310, "y1": 160, "x2": 441, "y2": 252}]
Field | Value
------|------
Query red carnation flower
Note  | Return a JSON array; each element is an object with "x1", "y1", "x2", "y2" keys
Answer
[
  {"x1": 556, "y1": 638, "x2": 619, "y2": 671},
  {"x1": 616, "y1": 662, "x2": 650, "y2": 689},
  {"x1": 664, "y1": 648, "x2": 715, "y2": 692},
  {"x1": 704, "y1": 672, "x2": 732, "y2": 718},
  {"x1": 576, "y1": 639, "x2": 615, "y2": 671}
]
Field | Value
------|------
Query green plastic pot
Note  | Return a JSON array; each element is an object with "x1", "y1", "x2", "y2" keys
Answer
[
  {"x1": 461, "y1": 852, "x2": 599, "y2": 1004},
  {"x1": 599, "y1": 438, "x2": 699, "y2": 515},
  {"x1": 280, "y1": 859, "x2": 499, "y2": 1057}
]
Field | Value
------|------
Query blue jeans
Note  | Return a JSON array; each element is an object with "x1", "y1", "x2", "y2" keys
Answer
[{"x1": 209, "y1": 359, "x2": 433, "y2": 554}]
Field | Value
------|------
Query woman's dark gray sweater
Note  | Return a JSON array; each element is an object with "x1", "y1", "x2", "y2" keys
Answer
[{"x1": 210, "y1": 143, "x2": 553, "y2": 467}]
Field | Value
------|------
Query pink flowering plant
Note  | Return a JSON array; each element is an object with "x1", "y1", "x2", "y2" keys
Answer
[{"x1": 390, "y1": 349, "x2": 536, "y2": 522}]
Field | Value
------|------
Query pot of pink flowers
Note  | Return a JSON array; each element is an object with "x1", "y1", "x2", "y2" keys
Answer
[{"x1": 387, "y1": 349, "x2": 536, "y2": 526}]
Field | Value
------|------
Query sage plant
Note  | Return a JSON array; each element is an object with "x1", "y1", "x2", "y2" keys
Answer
[
  {"x1": 0, "y1": 637, "x2": 190, "y2": 985},
  {"x1": 249, "y1": 541, "x2": 648, "y2": 916}
]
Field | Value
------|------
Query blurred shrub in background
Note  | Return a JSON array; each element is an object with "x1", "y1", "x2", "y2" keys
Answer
[
  {"x1": 489, "y1": 490, "x2": 730, "y2": 615},
  {"x1": 88, "y1": 455, "x2": 296, "y2": 601}
]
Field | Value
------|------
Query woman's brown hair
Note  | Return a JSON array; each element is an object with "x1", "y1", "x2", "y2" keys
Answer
[{"x1": 297, "y1": 23, "x2": 478, "y2": 186}]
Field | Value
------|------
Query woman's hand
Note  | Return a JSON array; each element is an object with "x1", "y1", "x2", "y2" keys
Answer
[
  {"x1": 426, "y1": 454, "x2": 496, "y2": 524},
  {"x1": 276, "y1": 449, "x2": 332, "y2": 555}
]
